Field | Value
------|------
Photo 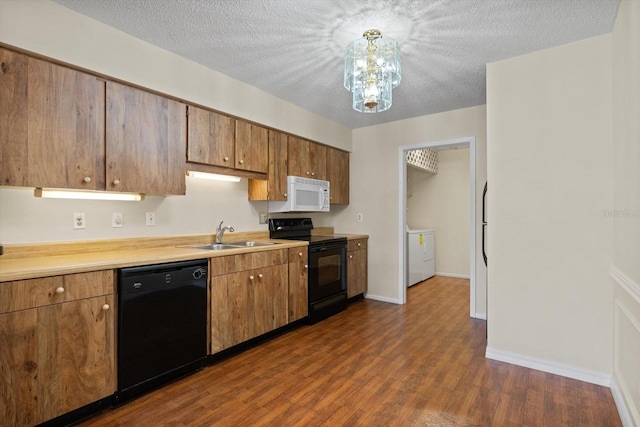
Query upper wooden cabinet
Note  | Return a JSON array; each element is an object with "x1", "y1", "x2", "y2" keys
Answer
[
  {"x1": 235, "y1": 120, "x2": 268, "y2": 173},
  {"x1": 186, "y1": 105, "x2": 235, "y2": 168},
  {"x1": 0, "y1": 48, "x2": 105, "y2": 190},
  {"x1": 287, "y1": 137, "x2": 326, "y2": 180},
  {"x1": 248, "y1": 129, "x2": 288, "y2": 201},
  {"x1": 327, "y1": 146, "x2": 349, "y2": 204},
  {"x1": 106, "y1": 82, "x2": 186, "y2": 195}
]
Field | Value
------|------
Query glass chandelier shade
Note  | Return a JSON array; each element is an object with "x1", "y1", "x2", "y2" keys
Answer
[{"x1": 344, "y1": 29, "x2": 401, "y2": 113}]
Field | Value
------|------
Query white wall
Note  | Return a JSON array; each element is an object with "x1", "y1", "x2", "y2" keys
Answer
[
  {"x1": 333, "y1": 105, "x2": 487, "y2": 313},
  {"x1": 0, "y1": 0, "x2": 345, "y2": 244},
  {"x1": 611, "y1": 0, "x2": 640, "y2": 424},
  {"x1": 486, "y1": 35, "x2": 613, "y2": 381},
  {"x1": 407, "y1": 149, "x2": 470, "y2": 277}
]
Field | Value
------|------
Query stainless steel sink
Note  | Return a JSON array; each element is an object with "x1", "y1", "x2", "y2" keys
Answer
[
  {"x1": 189, "y1": 244, "x2": 243, "y2": 251},
  {"x1": 187, "y1": 241, "x2": 278, "y2": 251}
]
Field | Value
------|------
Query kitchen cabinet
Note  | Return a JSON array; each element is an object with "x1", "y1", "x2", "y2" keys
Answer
[
  {"x1": 235, "y1": 119, "x2": 268, "y2": 173},
  {"x1": 288, "y1": 136, "x2": 327, "y2": 180},
  {"x1": 106, "y1": 81, "x2": 186, "y2": 195},
  {"x1": 248, "y1": 129, "x2": 288, "y2": 201},
  {"x1": 347, "y1": 238, "x2": 368, "y2": 298},
  {"x1": 327, "y1": 146, "x2": 349, "y2": 204},
  {"x1": 0, "y1": 47, "x2": 105, "y2": 190},
  {"x1": 0, "y1": 271, "x2": 115, "y2": 427},
  {"x1": 287, "y1": 247, "x2": 308, "y2": 322},
  {"x1": 210, "y1": 249, "x2": 288, "y2": 353},
  {"x1": 186, "y1": 105, "x2": 235, "y2": 168}
]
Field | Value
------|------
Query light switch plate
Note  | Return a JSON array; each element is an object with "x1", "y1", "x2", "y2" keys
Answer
[
  {"x1": 146, "y1": 211, "x2": 156, "y2": 226},
  {"x1": 112, "y1": 212, "x2": 123, "y2": 228}
]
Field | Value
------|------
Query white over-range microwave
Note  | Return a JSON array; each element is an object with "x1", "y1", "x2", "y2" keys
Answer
[{"x1": 268, "y1": 176, "x2": 330, "y2": 213}]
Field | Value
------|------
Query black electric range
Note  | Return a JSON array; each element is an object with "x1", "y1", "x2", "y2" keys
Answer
[{"x1": 269, "y1": 218, "x2": 348, "y2": 323}]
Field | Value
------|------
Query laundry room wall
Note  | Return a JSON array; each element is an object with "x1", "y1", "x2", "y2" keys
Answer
[{"x1": 407, "y1": 148, "x2": 470, "y2": 278}]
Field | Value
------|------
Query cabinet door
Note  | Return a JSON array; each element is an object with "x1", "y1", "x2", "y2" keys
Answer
[
  {"x1": 37, "y1": 295, "x2": 115, "y2": 422},
  {"x1": 347, "y1": 249, "x2": 368, "y2": 298},
  {"x1": 106, "y1": 82, "x2": 186, "y2": 195},
  {"x1": 235, "y1": 120, "x2": 268, "y2": 173},
  {"x1": 0, "y1": 309, "x2": 39, "y2": 427},
  {"x1": 287, "y1": 136, "x2": 310, "y2": 177},
  {"x1": 211, "y1": 272, "x2": 250, "y2": 353},
  {"x1": 0, "y1": 48, "x2": 105, "y2": 190},
  {"x1": 327, "y1": 147, "x2": 349, "y2": 204},
  {"x1": 250, "y1": 264, "x2": 288, "y2": 337},
  {"x1": 308, "y1": 142, "x2": 327, "y2": 180},
  {"x1": 186, "y1": 105, "x2": 235, "y2": 168},
  {"x1": 288, "y1": 248, "x2": 308, "y2": 322},
  {"x1": 247, "y1": 129, "x2": 288, "y2": 201}
]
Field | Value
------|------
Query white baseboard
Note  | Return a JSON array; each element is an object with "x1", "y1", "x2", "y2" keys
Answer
[
  {"x1": 364, "y1": 294, "x2": 401, "y2": 304},
  {"x1": 436, "y1": 272, "x2": 471, "y2": 279},
  {"x1": 611, "y1": 376, "x2": 636, "y2": 427},
  {"x1": 485, "y1": 347, "x2": 611, "y2": 387},
  {"x1": 473, "y1": 313, "x2": 487, "y2": 320}
]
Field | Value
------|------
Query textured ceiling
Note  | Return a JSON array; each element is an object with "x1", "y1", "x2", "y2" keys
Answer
[{"x1": 53, "y1": 0, "x2": 620, "y2": 129}]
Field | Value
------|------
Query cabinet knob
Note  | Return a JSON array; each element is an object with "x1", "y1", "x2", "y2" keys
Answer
[
  {"x1": 102, "y1": 304, "x2": 110, "y2": 311},
  {"x1": 239, "y1": 159, "x2": 244, "y2": 165},
  {"x1": 349, "y1": 255, "x2": 353, "y2": 259},
  {"x1": 258, "y1": 273, "x2": 263, "y2": 279},
  {"x1": 55, "y1": 287, "x2": 65, "y2": 294},
  {"x1": 112, "y1": 179, "x2": 120, "y2": 186},
  {"x1": 304, "y1": 264, "x2": 308, "y2": 269},
  {"x1": 306, "y1": 171, "x2": 310, "y2": 175},
  {"x1": 249, "y1": 275, "x2": 254, "y2": 280},
  {"x1": 83, "y1": 176, "x2": 92, "y2": 183},
  {"x1": 357, "y1": 243, "x2": 361, "y2": 247},
  {"x1": 298, "y1": 252, "x2": 303, "y2": 257},
  {"x1": 284, "y1": 193, "x2": 287, "y2": 197},
  {"x1": 224, "y1": 156, "x2": 229, "y2": 161},
  {"x1": 311, "y1": 172, "x2": 315, "y2": 176}
]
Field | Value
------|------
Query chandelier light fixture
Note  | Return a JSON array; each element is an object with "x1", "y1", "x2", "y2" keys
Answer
[{"x1": 344, "y1": 29, "x2": 401, "y2": 113}]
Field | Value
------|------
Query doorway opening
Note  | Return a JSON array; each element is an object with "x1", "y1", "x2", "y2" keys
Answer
[{"x1": 397, "y1": 137, "x2": 480, "y2": 318}]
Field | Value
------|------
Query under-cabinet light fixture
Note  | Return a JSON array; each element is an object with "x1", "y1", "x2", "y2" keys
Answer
[
  {"x1": 34, "y1": 188, "x2": 145, "y2": 201},
  {"x1": 186, "y1": 171, "x2": 241, "y2": 183}
]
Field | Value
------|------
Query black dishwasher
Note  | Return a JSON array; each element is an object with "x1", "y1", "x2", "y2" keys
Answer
[{"x1": 116, "y1": 259, "x2": 208, "y2": 403}]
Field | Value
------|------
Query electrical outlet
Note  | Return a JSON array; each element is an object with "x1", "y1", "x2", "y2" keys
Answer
[
  {"x1": 73, "y1": 212, "x2": 86, "y2": 229},
  {"x1": 146, "y1": 211, "x2": 156, "y2": 226},
  {"x1": 357, "y1": 213, "x2": 363, "y2": 222},
  {"x1": 259, "y1": 212, "x2": 268, "y2": 224},
  {"x1": 112, "y1": 212, "x2": 123, "y2": 228}
]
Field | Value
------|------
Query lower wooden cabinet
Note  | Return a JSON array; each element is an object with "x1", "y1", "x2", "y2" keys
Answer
[
  {"x1": 0, "y1": 271, "x2": 115, "y2": 427},
  {"x1": 288, "y1": 247, "x2": 308, "y2": 322},
  {"x1": 210, "y1": 249, "x2": 288, "y2": 353},
  {"x1": 347, "y1": 238, "x2": 368, "y2": 298}
]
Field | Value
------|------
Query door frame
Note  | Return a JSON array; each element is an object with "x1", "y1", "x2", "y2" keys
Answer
[{"x1": 397, "y1": 136, "x2": 478, "y2": 318}]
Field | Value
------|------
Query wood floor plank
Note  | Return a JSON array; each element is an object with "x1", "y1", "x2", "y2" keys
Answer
[{"x1": 77, "y1": 276, "x2": 622, "y2": 426}]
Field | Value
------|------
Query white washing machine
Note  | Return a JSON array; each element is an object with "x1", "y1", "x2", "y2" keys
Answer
[{"x1": 407, "y1": 229, "x2": 435, "y2": 287}]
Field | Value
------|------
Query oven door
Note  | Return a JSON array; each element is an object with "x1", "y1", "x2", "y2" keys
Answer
[{"x1": 308, "y1": 243, "x2": 346, "y2": 302}]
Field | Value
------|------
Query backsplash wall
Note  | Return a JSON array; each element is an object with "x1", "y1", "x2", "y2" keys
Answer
[{"x1": 0, "y1": 176, "x2": 332, "y2": 244}]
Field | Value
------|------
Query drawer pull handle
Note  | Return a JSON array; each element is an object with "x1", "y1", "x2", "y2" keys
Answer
[
  {"x1": 112, "y1": 179, "x2": 121, "y2": 186},
  {"x1": 258, "y1": 273, "x2": 263, "y2": 279},
  {"x1": 298, "y1": 252, "x2": 303, "y2": 257},
  {"x1": 102, "y1": 304, "x2": 110, "y2": 311},
  {"x1": 239, "y1": 159, "x2": 244, "y2": 164},
  {"x1": 357, "y1": 243, "x2": 361, "y2": 247},
  {"x1": 224, "y1": 156, "x2": 229, "y2": 161},
  {"x1": 83, "y1": 176, "x2": 92, "y2": 183},
  {"x1": 284, "y1": 193, "x2": 287, "y2": 197},
  {"x1": 55, "y1": 287, "x2": 65, "y2": 294},
  {"x1": 304, "y1": 264, "x2": 308, "y2": 269},
  {"x1": 249, "y1": 275, "x2": 254, "y2": 280},
  {"x1": 349, "y1": 255, "x2": 353, "y2": 259}
]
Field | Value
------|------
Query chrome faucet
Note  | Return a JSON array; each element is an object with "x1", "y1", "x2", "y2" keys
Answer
[{"x1": 215, "y1": 221, "x2": 235, "y2": 244}]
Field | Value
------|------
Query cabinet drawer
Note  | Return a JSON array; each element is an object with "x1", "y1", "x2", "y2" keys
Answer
[
  {"x1": 0, "y1": 270, "x2": 114, "y2": 314},
  {"x1": 347, "y1": 238, "x2": 368, "y2": 252},
  {"x1": 210, "y1": 249, "x2": 287, "y2": 276}
]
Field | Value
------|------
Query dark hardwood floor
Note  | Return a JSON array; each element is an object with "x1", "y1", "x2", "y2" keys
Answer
[{"x1": 78, "y1": 276, "x2": 621, "y2": 426}]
